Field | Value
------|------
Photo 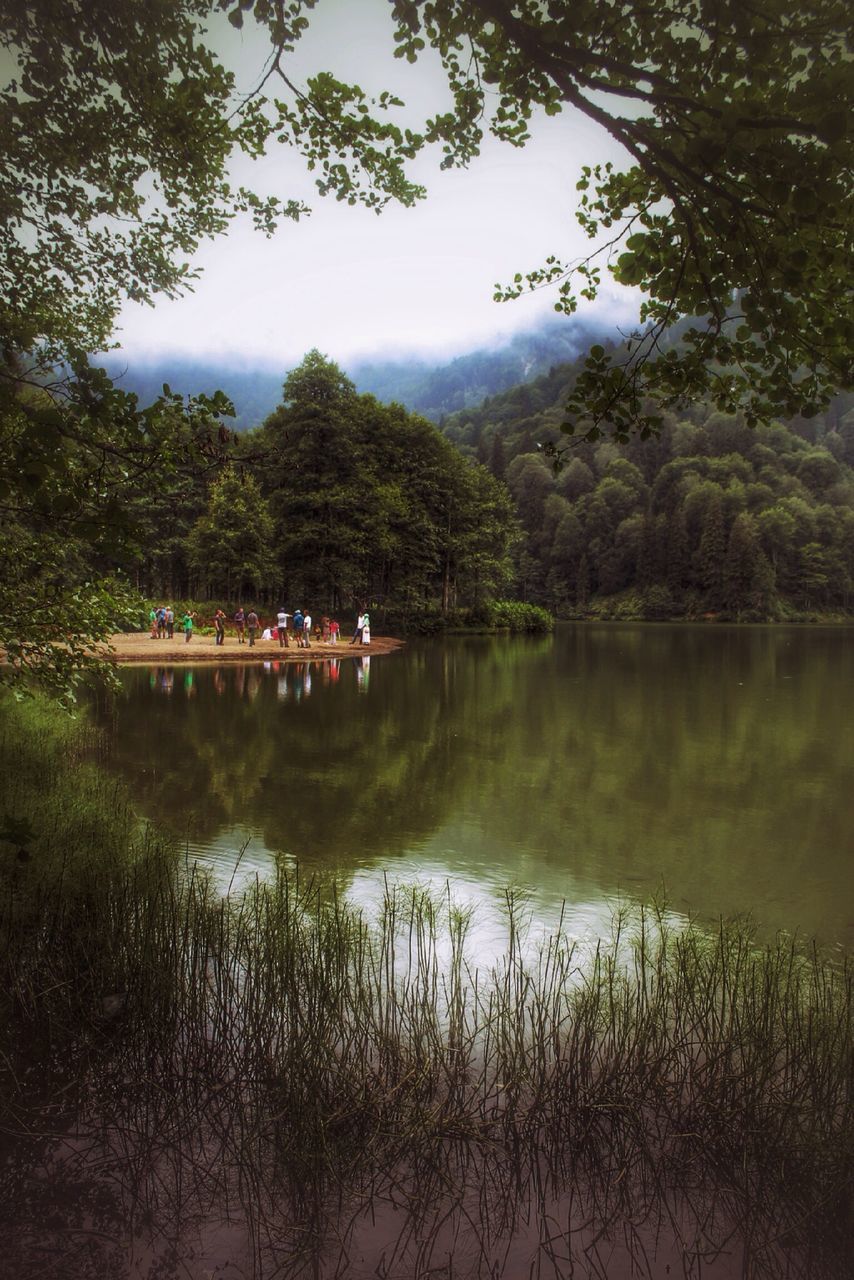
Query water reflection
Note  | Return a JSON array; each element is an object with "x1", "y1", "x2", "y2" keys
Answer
[
  {"x1": 346, "y1": 857, "x2": 663, "y2": 975},
  {"x1": 101, "y1": 626, "x2": 854, "y2": 945}
]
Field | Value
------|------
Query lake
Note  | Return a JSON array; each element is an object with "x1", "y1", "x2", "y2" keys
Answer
[{"x1": 101, "y1": 623, "x2": 854, "y2": 951}]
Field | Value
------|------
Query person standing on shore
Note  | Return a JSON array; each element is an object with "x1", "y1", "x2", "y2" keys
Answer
[
  {"x1": 329, "y1": 618, "x2": 340, "y2": 645},
  {"x1": 276, "y1": 607, "x2": 290, "y2": 648},
  {"x1": 292, "y1": 609, "x2": 304, "y2": 647},
  {"x1": 182, "y1": 610, "x2": 196, "y2": 643},
  {"x1": 165, "y1": 606, "x2": 174, "y2": 639},
  {"x1": 234, "y1": 607, "x2": 245, "y2": 644},
  {"x1": 361, "y1": 611, "x2": 371, "y2": 645},
  {"x1": 214, "y1": 609, "x2": 226, "y2": 646},
  {"x1": 302, "y1": 611, "x2": 312, "y2": 648},
  {"x1": 246, "y1": 608, "x2": 260, "y2": 647},
  {"x1": 350, "y1": 611, "x2": 364, "y2": 645}
]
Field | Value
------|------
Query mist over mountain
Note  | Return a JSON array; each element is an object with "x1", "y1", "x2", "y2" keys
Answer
[{"x1": 99, "y1": 316, "x2": 614, "y2": 429}]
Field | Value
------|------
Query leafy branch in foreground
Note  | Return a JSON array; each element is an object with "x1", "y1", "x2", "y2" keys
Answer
[
  {"x1": 0, "y1": 353, "x2": 237, "y2": 702},
  {"x1": 3, "y1": 1, "x2": 851, "y2": 433}
]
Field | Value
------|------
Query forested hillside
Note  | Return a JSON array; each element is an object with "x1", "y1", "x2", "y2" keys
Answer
[{"x1": 443, "y1": 362, "x2": 854, "y2": 620}]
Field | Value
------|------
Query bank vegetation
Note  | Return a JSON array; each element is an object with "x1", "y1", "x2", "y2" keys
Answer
[{"x1": 1, "y1": 694, "x2": 850, "y2": 1278}]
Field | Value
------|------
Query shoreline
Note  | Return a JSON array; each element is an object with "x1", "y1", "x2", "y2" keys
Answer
[{"x1": 102, "y1": 631, "x2": 404, "y2": 665}]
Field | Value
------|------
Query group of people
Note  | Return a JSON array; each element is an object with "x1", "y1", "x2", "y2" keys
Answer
[
  {"x1": 149, "y1": 605, "x2": 197, "y2": 643},
  {"x1": 210, "y1": 607, "x2": 371, "y2": 648},
  {"x1": 149, "y1": 604, "x2": 372, "y2": 648}
]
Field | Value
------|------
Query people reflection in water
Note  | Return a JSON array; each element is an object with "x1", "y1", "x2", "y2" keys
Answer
[{"x1": 150, "y1": 650, "x2": 368, "y2": 703}]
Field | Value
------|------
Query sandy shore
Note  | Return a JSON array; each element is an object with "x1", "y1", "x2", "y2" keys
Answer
[{"x1": 103, "y1": 631, "x2": 404, "y2": 665}]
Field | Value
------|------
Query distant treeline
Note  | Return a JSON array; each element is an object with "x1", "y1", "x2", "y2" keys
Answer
[{"x1": 443, "y1": 355, "x2": 854, "y2": 619}]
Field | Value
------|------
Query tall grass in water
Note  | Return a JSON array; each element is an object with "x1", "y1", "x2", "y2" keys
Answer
[{"x1": 1, "y1": 696, "x2": 851, "y2": 1278}]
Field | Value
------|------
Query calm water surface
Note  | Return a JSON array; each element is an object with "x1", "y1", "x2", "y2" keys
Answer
[{"x1": 102, "y1": 624, "x2": 854, "y2": 948}]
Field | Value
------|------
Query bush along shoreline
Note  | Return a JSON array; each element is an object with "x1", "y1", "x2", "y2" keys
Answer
[
  {"x1": 0, "y1": 692, "x2": 851, "y2": 1278},
  {"x1": 381, "y1": 598, "x2": 555, "y2": 635}
]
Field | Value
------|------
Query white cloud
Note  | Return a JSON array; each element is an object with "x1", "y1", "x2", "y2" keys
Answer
[{"x1": 111, "y1": 1, "x2": 639, "y2": 367}]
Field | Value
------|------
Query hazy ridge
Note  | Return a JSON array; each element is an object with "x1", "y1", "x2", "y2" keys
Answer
[{"x1": 99, "y1": 317, "x2": 611, "y2": 429}]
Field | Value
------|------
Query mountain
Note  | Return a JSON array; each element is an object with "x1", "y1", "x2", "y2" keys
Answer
[
  {"x1": 98, "y1": 316, "x2": 613, "y2": 430},
  {"x1": 346, "y1": 317, "x2": 610, "y2": 421}
]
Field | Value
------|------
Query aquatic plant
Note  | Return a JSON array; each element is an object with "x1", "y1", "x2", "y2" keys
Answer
[{"x1": 1, "y1": 694, "x2": 851, "y2": 1277}]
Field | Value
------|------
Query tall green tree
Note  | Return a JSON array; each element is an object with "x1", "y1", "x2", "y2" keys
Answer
[
  {"x1": 187, "y1": 466, "x2": 275, "y2": 601},
  {"x1": 250, "y1": 352, "x2": 517, "y2": 613}
]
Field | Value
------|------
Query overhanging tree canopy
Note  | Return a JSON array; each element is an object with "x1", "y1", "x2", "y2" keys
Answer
[
  {"x1": 236, "y1": 0, "x2": 853, "y2": 438},
  {"x1": 2, "y1": 0, "x2": 850, "y2": 421}
]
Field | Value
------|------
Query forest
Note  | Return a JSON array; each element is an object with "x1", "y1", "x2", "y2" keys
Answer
[
  {"x1": 38, "y1": 339, "x2": 854, "y2": 639},
  {"x1": 443, "y1": 351, "x2": 854, "y2": 620},
  {"x1": 128, "y1": 350, "x2": 519, "y2": 621},
  {"x1": 1, "y1": 5, "x2": 852, "y2": 1275}
]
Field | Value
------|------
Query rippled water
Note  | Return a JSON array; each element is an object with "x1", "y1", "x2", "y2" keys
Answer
[{"x1": 100, "y1": 623, "x2": 854, "y2": 948}]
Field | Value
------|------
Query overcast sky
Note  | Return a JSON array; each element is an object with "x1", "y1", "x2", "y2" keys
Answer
[{"x1": 112, "y1": 0, "x2": 639, "y2": 369}]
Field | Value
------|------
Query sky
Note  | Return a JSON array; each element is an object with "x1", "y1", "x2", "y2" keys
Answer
[{"x1": 112, "y1": 0, "x2": 640, "y2": 370}]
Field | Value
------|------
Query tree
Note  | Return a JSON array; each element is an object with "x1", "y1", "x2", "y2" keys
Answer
[
  {"x1": 666, "y1": 507, "x2": 691, "y2": 598},
  {"x1": 723, "y1": 512, "x2": 763, "y2": 615},
  {"x1": 488, "y1": 431, "x2": 507, "y2": 480},
  {"x1": 0, "y1": 0, "x2": 308, "y2": 362},
  {"x1": 0, "y1": 362, "x2": 232, "y2": 701},
  {"x1": 1, "y1": 0, "x2": 258, "y2": 696},
  {"x1": 186, "y1": 466, "x2": 275, "y2": 601},
  {"x1": 249, "y1": 352, "x2": 517, "y2": 613}
]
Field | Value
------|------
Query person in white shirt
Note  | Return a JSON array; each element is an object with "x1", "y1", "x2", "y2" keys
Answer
[
  {"x1": 302, "y1": 612, "x2": 312, "y2": 648},
  {"x1": 276, "y1": 607, "x2": 290, "y2": 648}
]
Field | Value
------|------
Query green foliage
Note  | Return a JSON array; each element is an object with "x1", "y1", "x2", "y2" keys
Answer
[
  {"x1": 247, "y1": 352, "x2": 518, "y2": 614},
  {"x1": 0, "y1": 0, "x2": 307, "y2": 360},
  {"x1": 187, "y1": 465, "x2": 275, "y2": 600},
  {"x1": 444, "y1": 378, "x2": 854, "y2": 619},
  {"x1": 0, "y1": 691, "x2": 140, "y2": 872},
  {"x1": 0, "y1": 359, "x2": 237, "y2": 701},
  {"x1": 7, "y1": 0, "x2": 847, "y2": 426},
  {"x1": 485, "y1": 600, "x2": 554, "y2": 633}
]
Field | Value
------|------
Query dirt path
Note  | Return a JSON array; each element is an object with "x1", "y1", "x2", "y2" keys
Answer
[{"x1": 103, "y1": 631, "x2": 404, "y2": 665}]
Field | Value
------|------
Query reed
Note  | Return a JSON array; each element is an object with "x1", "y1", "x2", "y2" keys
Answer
[{"x1": 1, "y1": 695, "x2": 851, "y2": 1278}]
